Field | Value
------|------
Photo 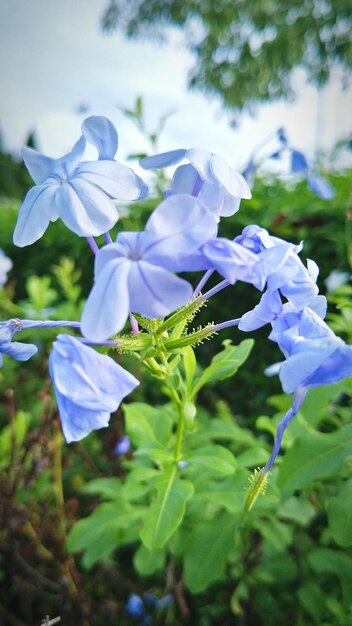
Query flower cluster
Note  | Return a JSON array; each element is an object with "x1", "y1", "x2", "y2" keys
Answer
[{"x1": 2, "y1": 116, "x2": 351, "y2": 505}]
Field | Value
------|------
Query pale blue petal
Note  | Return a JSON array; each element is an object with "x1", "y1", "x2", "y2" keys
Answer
[
  {"x1": 202, "y1": 238, "x2": 262, "y2": 286},
  {"x1": 51, "y1": 335, "x2": 138, "y2": 410},
  {"x1": 94, "y1": 242, "x2": 126, "y2": 278},
  {"x1": 4, "y1": 341, "x2": 38, "y2": 361},
  {"x1": 82, "y1": 116, "x2": 118, "y2": 159},
  {"x1": 171, "y1": 164, "x2": 200, "y2": 195},
  {"x1": 144, "y1": 194, "x2": 217, "y2": 270},
  {"x1": 198, "y1": 182, "x2": 223, "y2": 215},
  {"x1": 210, "y1": 154, "x2": 252, "y2": 199},
  {"x1": 279, "y1": 338, "x2": 338, "y2": 393},
  {"x1": 54, "y1": 181, "x2": 118, "y2": 236},
  {"x1": 186, "y1": 148, "x2": 212, "y2": 179},
  {"x1": 75, "y1": 160, "x2": 148, "y2": 200},
  {"x1": 218, "y1": 189, "x2": 241, "y2": 217},
  {"x1": 81, "y1": 259, "x2": 130, "y2": 341},
  {"x1": 140, "y1": 149, "x2": 187, "y2": 169},
  {"x1": 128, "y1": 261, "x2": 193, "y2": 318},
  {"x1": 239, "y1": 289, "x2": 282, "y2": 331},
  {"x1": 305, "y1": 344, "x2": 352, "y2": 388},
  {"x1": 22, "y1": 146, "x2": 55, "y2": 184},
  {"x1": 54, "y1": 136, "x2": 86, "y2": 179},
  {"x1": 13, "y1": 184, "x2": 57, "y2": 247},
  {"x1": 307, "y1": 175, "x2": 335, "y2": 200}
]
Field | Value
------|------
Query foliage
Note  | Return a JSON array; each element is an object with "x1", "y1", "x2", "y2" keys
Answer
[{"x1": 101, "y1": 0, "x2": 352, "y2": 112}]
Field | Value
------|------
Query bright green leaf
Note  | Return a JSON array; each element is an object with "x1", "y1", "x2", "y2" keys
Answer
[
  {"x1": 327, "y1": 478, "x2": 352, "y2": 547},
  {"x1": 191, "y1": 339, "x2": 254, "y2": 395},
  {"x1": 140, "y1": 467, "x2": 193, "y2": 550},
  {"x1": 186, "y1": 445, "x2": 237, "y2": 475}
]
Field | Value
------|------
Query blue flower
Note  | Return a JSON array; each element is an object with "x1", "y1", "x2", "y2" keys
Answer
[
  {"x1": 81, "y1": 194, "x2": 218, "y2": 341},
  {"x1": 262, "y1": 305, "x2": 352, "y2": 471},
  {"x1": 140, "y1": 147, "x2": 251, "y2": 217},
  {"x1": 125, "y1": 594, "x2": 145, "y2": 619},
  {"x1": 201, "y1": 237, "x2": 263, "y2": 287},
  {"x1": 0, "y1": 319, "x2": 38, "y2": 366},
  {"x1": 13, "y1": 116, "x2": 148, "y2": 247},
  {"x1": 0, "y1": 250, "x2": 12, "y2": 287},
  {"x1": 236, "y1": 226, "x2": 321, "y2": 331},
  {"x1": 269, "y1": 305, "x2": 352, "y2": 394},
  {"x1": 114, "y1": 434, "x2": 131, "y2": 456},
  {"x1": 49, "y1": 334, "x2": 139, "y2": 442}
]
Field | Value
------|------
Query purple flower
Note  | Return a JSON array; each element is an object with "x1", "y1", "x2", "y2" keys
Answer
[
  {"x1": 140, "y1": 147, "x2": 251, "y2": 217},
  {"x1": 49, "y1": 334, "x2": 139, "y2": 443},
  {"x1": 0, "y1": 319, "x2": 38, "y2": 366},
  {"x1": 13, "y1": 116, "x2": 148, "y2": 247},
  {"x1": 81, "y1": 194, "x2": 218, "y2": 341}
]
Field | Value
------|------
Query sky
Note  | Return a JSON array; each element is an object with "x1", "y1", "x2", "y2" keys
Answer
[{"x1": 0, "y1": 0, "x2": 351, "y2": 173}]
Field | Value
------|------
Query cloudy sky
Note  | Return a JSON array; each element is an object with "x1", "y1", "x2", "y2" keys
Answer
[{"x1": 0, "y1": 0, "x2": 351, "y2": 171}]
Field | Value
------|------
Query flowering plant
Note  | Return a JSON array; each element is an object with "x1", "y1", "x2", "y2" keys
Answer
[{"x1": 1, "y1": 115, "x2": 351, "y2": 614}]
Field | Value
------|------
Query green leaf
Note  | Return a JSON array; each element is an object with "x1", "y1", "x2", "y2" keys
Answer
[
  {"x1": 236, "y1": 447, "x2": 269, "y2": 468},
  {"x1": 182, "y1": 345, "x2": 197, "y2": 389},
  {"x1": 185, "y1": 445, "x2": 237, "y2": 475},
  {"x1": 277, "y1": 496, "x2": 316, "y2": 527},
  {"x1": 297, "y1": 583, "x2": 325, "y2": 622},
  {"x1": 66, "y1": 502, "x2": 145, "y2": 568},
  {"x1": 124, "y1": 402, "x2": 173, "y2": 447},
  {"x1": 83, "y1": 478, "x2": 122, "y2": 500},
  {"x1": 191, "y1": 339, "x2": 254, "y2": 395},
  {"x1": 133, "y1": 543, "x2": 165, "y2": 576},
  {"x1": 140, "y1": 467, "x2": 193, "y2": 550},
  {"x1": 327, "y1": 478, "x2": 352, "y2": 547},
  {"x1": 183, "y1": 513, "x2": 237, "y2": 593},
  {"x1": 278, "y1": 423, "x2": 352, "y2": 493}
]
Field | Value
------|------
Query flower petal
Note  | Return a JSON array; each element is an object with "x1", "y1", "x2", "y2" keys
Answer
[
  {"x1": 144, "y1": 194, "x2": 217, "y2": 270},
  {"x1": 4, "y1": 341, "x2": 38, "y2": 361},
  {"x1": 54, "y1": 180, "x2": 118, "y2": 236},
  {"x1": 81, "y1": 259, "x2": 130, "y2": 341},
  {"x1": 22, "y1": 146, "x2": 55, "y2": 184},
  {"x1": 210, "y1": 154, "x2": 252, "y2": 199},
  {"x1": 140, "y1": 149, "x2": 187, "y2": 169},
  {"x1": 128, "y1": 260, "x2": 193, "y2": 318},
  {"x1": 13, "y1": 184, "x2": 57, "y2": 247},
  {"x1": 82, "y1": 116, "x2": 118, "y2": 159},
  {"x1": 74, "y1": 160, "x2": 148, "y2": 200}
]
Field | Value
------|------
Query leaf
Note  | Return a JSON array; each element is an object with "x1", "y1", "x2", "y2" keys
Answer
[
  {"x1": 277, "y1": 496, "x2": 316, "y2": 526},
  {"x1": 185, "y1": 445, "x2": 237, "y2": 475},
  {"x1": 182, "y1": 346, "x2": 197, "y2": 389},
  {"x1": 66, "y1": 502, "x2": 145, "y2": 568},
  {"x1": 133, "y1": 544, "x2": 165, "y2": 576},
  {"x1": 140, "y1": 467, "x2": 193, "y2": 550},
  {"x1": 236, "y1": 447, "x2": 269, "y2": 468},
  {"x1": 297, "y1": 583, "x2": 325, "y2": 622},
  {"x1": 327, "y1": 478, "x2": 352, "y2": 547},
  {"x1": 191, "y1": 339, "x2": 254, "y2": 395},
  {"x1": 183, "y1": 513, "x2": 237, "y2": 593},
  {"x1": 83, "y1": 478, "x2": 122, "y2": 500},
  {"x1": 123, "y1": 402, "x2": 173, "y2": 447},
  {"x1": 278, "y1": 423, "x2": 352, "y2": 493}
]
